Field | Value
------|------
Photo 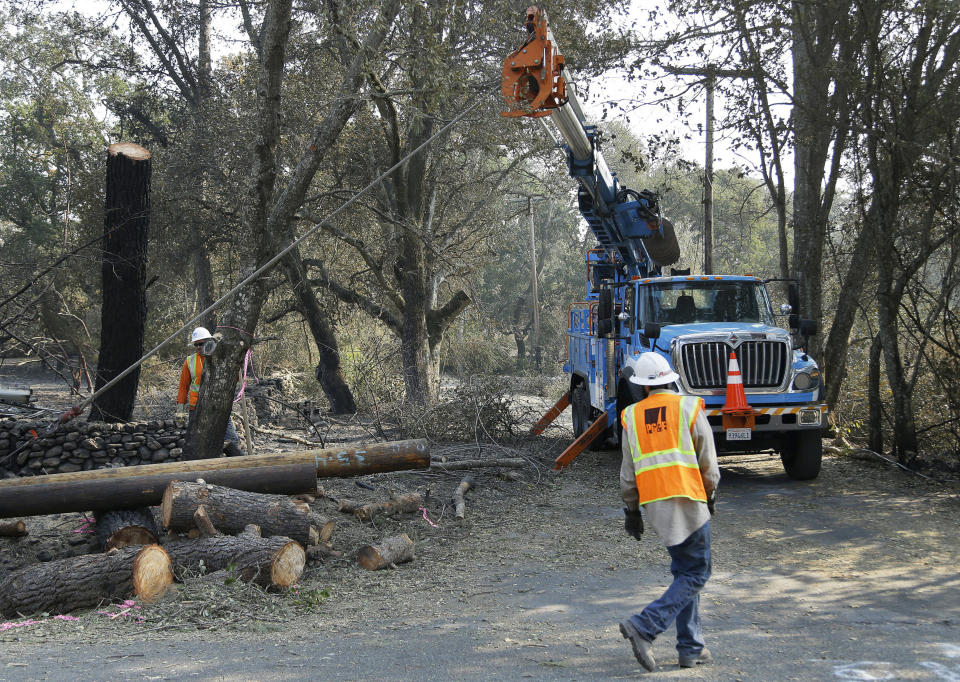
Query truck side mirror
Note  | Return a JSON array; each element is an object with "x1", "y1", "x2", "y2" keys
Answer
[
  {"x1": 642, "y1": 322, "x2": 661, "y2": 340},
  {"x1": 789, "y1": 313, "x2": 800, "y2": 330},
  {"x1": 799, "y1": 319, "x2": 818, "y2": 337}
]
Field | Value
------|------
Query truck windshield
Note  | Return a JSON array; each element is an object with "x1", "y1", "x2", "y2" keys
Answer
[{"x1": 640, "y1": 280, "x2": 775, "y2": 325}]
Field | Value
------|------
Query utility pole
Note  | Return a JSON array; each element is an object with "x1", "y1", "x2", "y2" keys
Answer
[
  {"x1": 528, "y1": 197, "x2": 541, "y2": 370},
  {"x1": 704, "y1": 71, "x2": 715, "y2": 275}
]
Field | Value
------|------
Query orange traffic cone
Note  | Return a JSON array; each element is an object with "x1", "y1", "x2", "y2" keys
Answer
[{"x1": 721, "y1": 351, "x2": 756, "y2": 430}]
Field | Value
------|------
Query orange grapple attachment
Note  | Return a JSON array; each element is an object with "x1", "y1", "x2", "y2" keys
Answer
[{"x1": 501, "y1": 6, "x2": 567, "y2": 117}]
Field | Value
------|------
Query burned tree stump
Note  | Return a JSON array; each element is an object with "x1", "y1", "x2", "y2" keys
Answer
[
  {"x1": 90, "y1": 142, "x2": 152, "y2": 423},
  {"x1": 357, "y1": 533, "x2": 415, "y2": 571},
  {"x1": 162, "y1": 481, "x2": 320, "y2": 546},
  {"x1": 95, "y1": 508, "x2": 159, "y2": 551},
  {"x1": 354, "y1": 493, "x2": 422, "y2": 523},
  {"x1": 162, "y1": 533, "x2": 304, "y2": 589},
  {"x1": 0, "y1": 544, "x2": 172, "y2": 618}
]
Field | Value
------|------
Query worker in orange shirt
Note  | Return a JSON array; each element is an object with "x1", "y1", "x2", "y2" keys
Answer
[{"x1": 176, "y1": 327, "x2": 244, "y2": 457}]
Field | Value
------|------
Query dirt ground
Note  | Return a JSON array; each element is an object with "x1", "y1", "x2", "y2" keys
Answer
[{"x1": 1, "y1": 361, "x2": 958, "y2": 680}]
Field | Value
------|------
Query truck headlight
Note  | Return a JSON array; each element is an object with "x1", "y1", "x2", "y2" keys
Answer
[{"x1": 793, "y1": 370, "x2": 820, "y2": 391}]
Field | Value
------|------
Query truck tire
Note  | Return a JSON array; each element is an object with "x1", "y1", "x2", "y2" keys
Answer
[
  {"x1": 780, "y1": 430, "x2": 822, "y2": 480},
  {"x1": 571, "y1": 384, "x2": 588, "y2": 438}
]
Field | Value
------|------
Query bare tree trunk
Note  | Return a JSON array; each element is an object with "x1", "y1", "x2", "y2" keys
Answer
[
  {"x1": 281, "y1": 249, "x2": 356, "y2": 414},
  {"x1": 867, "y1": 335, "x2": 883, "y2": 454},
  {"x1": 90, "y1": 143, "x2": 151, "y2": 423},
  {"x1": 823, "y1": 222, "x2": 874, "y2": 409}
]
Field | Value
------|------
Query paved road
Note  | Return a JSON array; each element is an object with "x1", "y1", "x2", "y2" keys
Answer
[{"x1": 1, "y1": 451, "x2": 957, "y2": 681}]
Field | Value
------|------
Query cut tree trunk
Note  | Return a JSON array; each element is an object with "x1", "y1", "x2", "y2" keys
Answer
[
  {"x1": 452, "y1": 476, "x2": 476, "y2": 520},
  {"x1": 162, "y1": 532, "x2": 304, "y2": 588},
  {"x1": 354, "y1": 493, "x2": 422, "y2": 523},
  {"x1": 0, "y1": 520, "x2": 27, "y2": 537},
  {"x1": 90, "y1": 142, "x2": 152, "y2": 423},
  {"x1": 0, "y1": 544, "x2": 171, "y2": 618},
  {"x1": 162, "y1": 481, "x2": 314, "y2": 546},
  {"x1": 94, "y1": 508, "x2": 159, "y2": 551},
  {"x1": 0, "y1": 452, "x2": 316, "y2": 519},
  {"x1": 357, "y1": 533, "x2": 414, "y2": 571}
]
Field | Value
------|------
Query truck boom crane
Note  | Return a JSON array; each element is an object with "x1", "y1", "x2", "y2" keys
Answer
[{"x1": 502, "y1": 6, "x2": 680, "y2": 276}]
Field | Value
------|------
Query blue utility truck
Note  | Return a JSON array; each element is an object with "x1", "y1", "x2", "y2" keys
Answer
[{"x1": 504, "y1": 7, "x2": 825, "y2": 479}]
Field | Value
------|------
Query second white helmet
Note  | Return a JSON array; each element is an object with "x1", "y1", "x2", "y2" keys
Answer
[
  {"x1": 190, "y1": 327, "x2": 214, "y2": 345},
  {"x1": 625, "y1": 352, "x2": 680, "y2": 386}
]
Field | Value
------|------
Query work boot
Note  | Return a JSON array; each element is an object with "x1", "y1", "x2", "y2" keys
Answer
[
  {"x1": 619, "y1": 620, "x2": 656, "y2": 672},
  {"x1": 223, "y1": 442, "x2": 245, "y2": 458},
  {"x1": 679, "y1": 647, "x2": 713, "y2": 668}
]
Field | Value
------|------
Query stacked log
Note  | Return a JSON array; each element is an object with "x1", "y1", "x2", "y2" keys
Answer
[
  {"x1": 163, "y1": 526, "x2": 304, "y2": 589},
  {"x1": 0, "y1": 544, "x2": 172, "y2": 618},
  {"x1": 95, "y1": 508, "x2": 159, "y2": 551},
  {"x1": 161, "y1": 481, "x2": 332, "y2": 546}
]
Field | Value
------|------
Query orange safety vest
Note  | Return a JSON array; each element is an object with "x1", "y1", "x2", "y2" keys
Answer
[
  {"x1": 621, "y1": 393, "x2": 707, "y2": 505},
  {"x1": 186, "y1": 353, "x2": 204, "y2": 408}
]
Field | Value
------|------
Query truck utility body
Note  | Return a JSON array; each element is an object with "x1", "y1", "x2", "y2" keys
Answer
[{"x1": 504, "y1": 7, "x2": 826, "y2": 478}]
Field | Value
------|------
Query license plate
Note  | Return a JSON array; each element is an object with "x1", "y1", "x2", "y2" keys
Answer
[{"x1": 726, "y1": 428, "x2": 752, "y2": 441}]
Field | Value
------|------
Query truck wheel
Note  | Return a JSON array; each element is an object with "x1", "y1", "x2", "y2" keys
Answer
[
  {"x1": 571, "y1": 384, "x2": 588, "y2": 438},
  {"x1": 780, "y1": 430, "x2": 823, "y2": 480}
]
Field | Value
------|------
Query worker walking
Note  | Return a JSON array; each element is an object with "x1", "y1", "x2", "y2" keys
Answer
[
  {"x1": 176, "y1": 327, "x2": 244, "y2": 457},
  {"x1": 617, "y1": 352, "x2": 719, "y2": 672}
]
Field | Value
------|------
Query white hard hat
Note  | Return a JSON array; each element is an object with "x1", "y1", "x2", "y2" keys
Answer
[
  {"x1": 190, "y1": 327, "x2": 214, "y2": 345},
  {"x1": 625, "y1": 352, "x2": 680, "y2": 386}
]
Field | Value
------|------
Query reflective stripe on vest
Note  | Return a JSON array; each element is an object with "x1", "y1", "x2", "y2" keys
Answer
[
  {"x1": 187, "y1": 353, "x2": 203, "y2": 404},
  {"x1": 621, "y1": 393, "x2": 707, "y2": 504}
]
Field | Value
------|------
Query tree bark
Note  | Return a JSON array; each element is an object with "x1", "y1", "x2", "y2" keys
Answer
[
  {"x1": 357, "y1": 533, "x2": 414, "y2": 571},
  {"x1": 431, "y1": 457, "x2": 526, "y2": 471},
  {"x1": 867, "y1": 335, "x2": 883, "y2": 454},
  {"x1": 162, "y1": 481, "x2": 313, "y2": 545},
  {"x1": 162, "y1": 532, "x2": 304, "y2": 588},
  {"x1": 90, "y1": 143, "x2": 151, "y2": 423},
  {"x1": 94, "y1": 508, "x2": 159, "y2": 551},
  {"x1": 0, "y1": 544, "x2": 172, "y2": 618}
]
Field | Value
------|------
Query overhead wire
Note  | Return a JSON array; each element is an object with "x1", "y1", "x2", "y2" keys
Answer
[{"x1": 60, "y1": 94, "x2": 489, "y2": 422}]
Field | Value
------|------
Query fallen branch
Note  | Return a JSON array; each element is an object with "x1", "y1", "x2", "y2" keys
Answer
[
  {"x1": 354, "y1": 493, "x2": 422, "y2": 523},
  {"x1": 430, "y1": 457, "x2": 526, "y2": 471},
  {"x1": 452, "y1": 475, "x2": 476, "y2": 520}
]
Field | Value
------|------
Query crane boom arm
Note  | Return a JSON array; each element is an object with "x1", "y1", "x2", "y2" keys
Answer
[{"x1": 502, "y1": 6, "x2": 679, "y2": 276}]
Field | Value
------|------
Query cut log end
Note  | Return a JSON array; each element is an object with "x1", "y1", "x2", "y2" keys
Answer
[
  {"x1": 0, "y1": 520, "x2": 27, "y2": 537},
  {"x1": 131, "y1": 545, "x2": 173, "y2": 603},
  {"x1": 106, "y1": 526, "x2": 159, "y2": 551},
  {"x1": 270, "y1": 541, "x2": 306, "y2": 588},
  {"x1": 108, "y1": 141, "x2": 152, "y2": 161}
]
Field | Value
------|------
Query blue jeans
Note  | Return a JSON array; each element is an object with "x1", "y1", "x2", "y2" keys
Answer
[
  {"x1": 629, "y1": 521, "x2": 711, "y2": 657},
  {"x1": 187, "y1": 408, "x2": 241, "y2": 447}
]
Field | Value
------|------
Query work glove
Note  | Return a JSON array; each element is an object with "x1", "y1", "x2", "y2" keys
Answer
[
  {"x1": 707, "y1": 492, "x2": 717, "y2": 516},
  {"x1": 175, "y1": 404, "x2": 187, "y2": 418},
  {"x1": 623, "y1": 508, "x2": 644, "y2": 541}
]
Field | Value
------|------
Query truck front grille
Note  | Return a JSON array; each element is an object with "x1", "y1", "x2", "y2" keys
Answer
[{"x1": 680, "y1": 341, "x2": 788, "y2": 390}]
